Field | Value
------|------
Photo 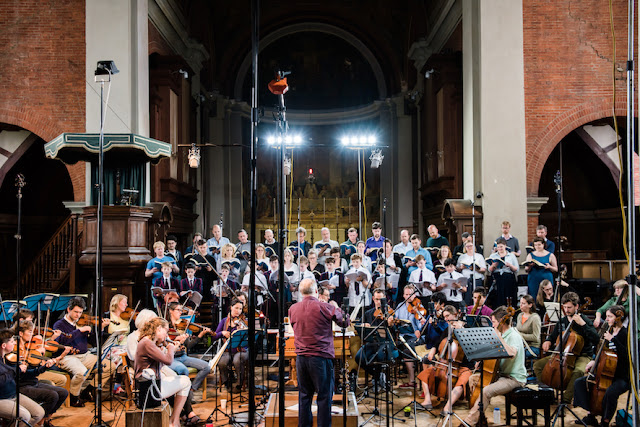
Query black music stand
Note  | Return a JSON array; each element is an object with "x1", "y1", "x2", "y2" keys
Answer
[{"x1": 454, "y1": 327, "x2": 510, "y2": 427}]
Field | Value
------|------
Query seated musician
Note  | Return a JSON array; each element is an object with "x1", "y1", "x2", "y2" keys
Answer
[
  {"x1": 593, "y1": 279, "x2": 640, "y2": 329},
  {"x1": 52, "y1": 297, "x2": 113, "y2": 407},
  {"x1": 134, "y1": 317, "x2": 191, "y2": 427},
  {"x1": 354, "y1": 289, "x2": 398, "y2": 388},
  {"x1": 0, "y1": 328, "x2": 45, "y2": 425},
  {"x1": 515, "y1": 295, "x2": 541, "y2": 357},
  {"x1": 436, "y1": 258, "x2": 467, "y2": 310},
  {"x1": 533, "y1": 292, "x2": 599, "y2": 404},
  {"x1": 417, "y1": 304, "x2": 472, "y2": 411},
  {"x1": 467, "y1": 287, "x2": 493, "y2": 317},
  {"x1": 345, "y1": 253, "x2": 372, "y2": 313},
  {"x1": 179, "y1": 263, "x2": 203, "y2": 295},
  {"x1": 165, "y1": 302, "x2": 212, "y2": 393},
  {"x1": 394, "y1": 285, "x2": 426, "y2": 388},
  {"x1": 16, "y1": 321, "x2": 69, "y2": 427},
  {"x1": 464, "y1": 305, "x2": 527, "y2": 426},
  {"x1": 408, "y1": 254, "x2": 437, "y2": 301},
  {"x1": 319, "y1": 256, "x2": 346, "y2": 303},
  {"x1": 573, "y1": 305, "x2": 630, "y2": 427},
  {"x1": 535, "y1": 278, "x2": 576, "y2": 322},
  {"x1": 422, "y1": 292, "x2": 449, "y2": 350},
  {"x1": 108, "y1": 294, "x2": 130, "y2": 336},
  {"x1": 145, "y1": 241, "x2": 179, "y2": 282},
  {"x1": 212, "y1": 298, "x2": 249, "y2": 392}
]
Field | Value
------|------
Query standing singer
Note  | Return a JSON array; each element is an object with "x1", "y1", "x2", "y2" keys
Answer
[{"x1": 289, "y1": 279, "x2": 350, "y2": 427}]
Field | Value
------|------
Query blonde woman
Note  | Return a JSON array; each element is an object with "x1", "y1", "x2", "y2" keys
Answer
[
  {"x1": 108, "y1": 294, "x2": 130, "y2": 334},
  {"x1": 218, "y1": 243, "x2": 240, "y2": 281}
]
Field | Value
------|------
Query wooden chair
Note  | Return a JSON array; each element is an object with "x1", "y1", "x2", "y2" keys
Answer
[
  {"x1": 120, "y1": 354, "x2": 135, "y2": 409},
  {"x1": 187, "y1": 367, "x2": 207, "y2": 400}
]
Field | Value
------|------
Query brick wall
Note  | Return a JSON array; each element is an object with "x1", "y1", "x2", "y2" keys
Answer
[
  {"x1": 0, "y1": 0, "x2": 86, "y2": 200},
  {"x1": 523, "y1": 0, "x2": 635, "y2": 235}
]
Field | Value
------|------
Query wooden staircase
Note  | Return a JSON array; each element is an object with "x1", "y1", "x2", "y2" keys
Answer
[{"x1": 20, "y1": 214, "x2": 81, "y2": 295}]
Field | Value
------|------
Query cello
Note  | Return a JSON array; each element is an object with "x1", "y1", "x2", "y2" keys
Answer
[
  {"x1": 540, "y1": 297, "x2": 591, "y2": 390},
  {"x1": 586, "y1": 306, "x2": 623, "y2": 415},
  {"x1": 469, "y1": 306, "x2": 516, "y2": 407}
]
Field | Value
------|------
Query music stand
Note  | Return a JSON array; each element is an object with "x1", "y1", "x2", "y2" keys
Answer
[
  {"x1": 23, "y1": 293, "x2": 59, "y2": 313},
  {"x1": 0, "y1": 300, "x2": 24, "y2": 325},
  {"x1": 52, "y1": 294, "x2": 87, "y2": 312},
  {"x1": 454, "y1": 327, "x2": 511, "y2": 427}
]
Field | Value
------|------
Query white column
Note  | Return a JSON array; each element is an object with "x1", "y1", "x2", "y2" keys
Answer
[{"x1": 463, "y1": 0, "x2": 528, "y2": 257}]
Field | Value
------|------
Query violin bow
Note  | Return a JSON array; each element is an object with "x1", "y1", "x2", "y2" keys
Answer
[{"x1": 127, "y1": 300, "x2": 141, "y2": 327}]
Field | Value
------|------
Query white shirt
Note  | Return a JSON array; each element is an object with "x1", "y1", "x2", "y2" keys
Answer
[
  {"x1": 352, "y1": 254, "x2": 373, "y2": 272},
  {"x1": 457, "y1": 253, "x2": 487, "y2": 281},
  {"x1": 313, "y1": 239, "x2": 340, "y2": 265},
  {"x1": 437, "y1": 270, "x2": 466, "y2": 302},
  {"x1": 392, "y1": 241, "x2": 412, "y2": 255},
  {"x1": 346, "y1": 266, "x2": 372, "y2": 307},
  {"x1": 408, "y1": 267, "x2": 436, "y2": 296}
]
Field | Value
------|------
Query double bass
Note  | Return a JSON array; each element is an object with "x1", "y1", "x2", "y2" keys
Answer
[
  {"x1": 469, "y1": 306, "x2": 516, "y2": 407},
  {"x1": 540, "y1": 297, "x2": 591, "y2": 390}
]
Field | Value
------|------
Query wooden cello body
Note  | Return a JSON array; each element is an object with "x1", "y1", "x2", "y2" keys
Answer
[{"x1": 587, "y1": 349, "x2": 617, "y2": 415}]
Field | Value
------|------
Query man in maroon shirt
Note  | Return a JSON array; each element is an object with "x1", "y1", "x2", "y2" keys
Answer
[{"x1": 289, "y1": 278, "x2": 350, "y2": 427}]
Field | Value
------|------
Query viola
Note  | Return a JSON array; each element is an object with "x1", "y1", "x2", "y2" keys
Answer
[
  {"x1": 119, "y1": 307, "x2": 138, "y2": 321},
  {"x1": 470, "y1": 298, "x2": 481, "y2": 316},
  {"x1": 406, "y1": 298, "x2": 427, "y2": 320},
  {"x1": 469, "y1": 306, "x2": 516, "y2": 407},
  {"x1": 34, "y1": 327, "x2": 72, "y2": 340},
  {"x1": 174, "y1": 319, "x2": 213, "y2": 336},
  {"x1": 373, "y1": 306, "x2": 394, "y2": 320},
  {"x1": 540, "y1": 297, "x2": 591, "y2": 390},
  {"x1": 77, "y1": 313, "x2": 118, "y2": 327}
]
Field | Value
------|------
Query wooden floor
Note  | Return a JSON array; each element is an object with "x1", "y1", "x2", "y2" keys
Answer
[{"x1": 46, "y1": 361, "x2": 614, "y2": 427}]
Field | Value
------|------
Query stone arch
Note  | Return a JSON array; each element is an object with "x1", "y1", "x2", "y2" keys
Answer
[
  {"x1": 234, "y1": 22, "x2": 388, "y2": 101},
  {"x1": 527, "y1": 98, "x2": 628, "y2": 196},
  {"x1": 0, "y1": 107, "x2": 85, "y2": 201}
]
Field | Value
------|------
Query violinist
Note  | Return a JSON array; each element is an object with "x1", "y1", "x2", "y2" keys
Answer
[
  {"x1": 467, "y1": 287, "x2": 493, "y2": 317},
  {"x1": 464, "y1": 306, "x2": 527, "y2": 426},
  {"x1": 15, "y1": 321, "x2": 68, "y2": 427},
  {"x1": 408, "y1": 254, "x2": 436, "y2": 299},
  {"x1": 165, "y1": 302, "x2": 212, "y2": 394},
  {"x1": 212, "y1": 298, "x2": 249, "y2": 392},
  {"x1": 0, "y1": 328, "x2": 44, "y2": 425},
  {"x1": 417, "y1": 305, "x2": 470, "y2": 411},
  {"x1": 52, "y1": 296, "x2": 112, "y2": 407},
  {"x1": 533, "y1": 292, "x2": 598, "y2": 404},
  {"x1": 573, "y1": 305, "x2": 629, "y2": 427},
  {"x1": 393, "y1": 285, "x2": 426, "y2": 389},
  {"x1": 108, "y1": 294, "x2": 130, "y2": 335},
  {"x1": 179, "y1": 263, "x2": 203, "y2": 295}
]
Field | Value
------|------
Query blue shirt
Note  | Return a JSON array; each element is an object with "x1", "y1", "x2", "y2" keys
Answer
[
  {"x1": 146, "y1": 256, "x2": 176, "y2": 281},
  {"x1": 404, "y1": 248, "x2": 433, "y2": 275},
  {"x1": 365, "y1": 236, "x2": 385, "y2": 261},
  {"x1": 394, "y1": 303, "x2": 422, "y2": 335},
  {"x1": 206, "y1": 236, "x2": 230, "y2": 262}
]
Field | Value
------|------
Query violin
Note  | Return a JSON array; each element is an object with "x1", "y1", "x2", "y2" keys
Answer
[
  {"x1": 34, "y1": 327, "x2": 72, "y2": 340},
  {"x1": 174, "y1": 319, "x2": 213, "y2": 336},
  {"x1": 469, "y1": 306, "x2": 516, "y2": 407},
  {"x1": 77, "y1": 313, "x2": 118, "y2": 327},
  {"x1": 373, "y1": 306, "x2": 394, "y2": 320},
  {"x1": 540, "y1": 297, "x2": 591, "y2": 390},
  {"x1": 230, "y1": 315, "x2": 248, "y2": 330},
  {"x1": 6, "y1": 350, "x2": 50, "y2": 367},
  {"x1": 407, "y1": 298, "x2": 427, "y2": 320},
  {"x1": 26, "y1": 335, "x2": 77, "y2": 355},
  {"x1": 119, "y1": 307, "x2": 138, "y2": 321}
]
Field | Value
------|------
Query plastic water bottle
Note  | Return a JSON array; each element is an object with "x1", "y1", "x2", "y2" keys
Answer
[{"x1": 493, "y1": 407, "x2": 501, "y2": 424}]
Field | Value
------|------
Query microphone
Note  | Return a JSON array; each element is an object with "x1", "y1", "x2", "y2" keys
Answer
[
  {"x1": 427, "y1": 302, "x2": 435, "y2": 317},
  {"x1": 380, "y1": 297, "x2": 388, "y2": 312}
]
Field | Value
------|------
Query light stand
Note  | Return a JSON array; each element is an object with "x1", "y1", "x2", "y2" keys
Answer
[
  {"x1": 91, "y1": 59, "x2": 118, "y2": 427},
  {"x1": 340, "y1": 297, "x2": 349, "y2": 427},
  {"x1": 358, "y1": 149, "x2": 363, "y2": 236},
  {"x1": 13, "y1": 174, "x2": 30, "y2": 427}
]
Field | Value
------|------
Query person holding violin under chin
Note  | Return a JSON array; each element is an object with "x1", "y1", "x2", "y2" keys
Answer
[
  {"x1": 52, "y1": 296, "x2": 113, "y2": 407},
  {"x1": 393, "y1": 285, "x2": 427, "y2": 389},
  {"x1": 212, "y1": 298, "x2": 249, "y2": 392},
  {"x1": 15, "y1": 321, "x2": 69, "y2": 427},
  {"x1": 165, "y1": 302, "x2": 212, "y2": 394},
  {"x1": 108, "y1": 294, "x2": 131, "y2": 335}
]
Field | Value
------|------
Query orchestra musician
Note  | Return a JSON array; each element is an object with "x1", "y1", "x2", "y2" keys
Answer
[
  {"x1": 212, "y1": 298, "x2": 249, "y2": 392},
  {"x1": 464, "y1": 306, "x2": 527, "y2": 426},
  {"x1": 422, "y1": 292, "x2": 449, "y2": 350},
  {"x1": 487, "y1": 238, "x2": 519, "y2": 308},
  {"x1": 593, "y1": 279, "x2": 640, "y2": 328},
  {"x1": 52, "y1": 297, "x2": 113, "y2": 407},
  {"x1": 108, "y1": 294, "x2": 131, "y2": 335},
  {"x1": 289, "y1": 279, "x2": 350, "y2": 427},
  {"x1": 573, "y1": 305, "x2": 630, "y2": 427},
  {"x1": 165, "y1": 302, "x2": 212, "y2": 393},
  {"x1": 515, "y1": 295, "x2": 541, "y2": 357},
  {"x1": 394, "y1": 285, "x2": 426, "y2": 388},
  {"x1": 134, "y1": 317, "x2": 191, "y2": 427},
  {"x1": 533, "y1": 292, "x2": 599, "y2": 404},
  {"x1": 0, "y1": 328, "x2": 45, "y2": 425},
  {"x1": 15, "y1": 321, "x2": 69, "y2": 427},
  {"x1": 467, "y1": 287, "x2": 493, "y2": 317},
  {"x1": 417, "y1": 305, "x2": 472, "y2": 412}
]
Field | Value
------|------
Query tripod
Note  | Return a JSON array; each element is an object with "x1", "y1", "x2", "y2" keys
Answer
[{"x1": 392, "y1": 335, "x2": 433, "y2": 424}]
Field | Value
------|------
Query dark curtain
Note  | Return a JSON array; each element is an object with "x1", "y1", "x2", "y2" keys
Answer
[{"x1": 91, "y1": 163, "x2": 146, "y2": 206}]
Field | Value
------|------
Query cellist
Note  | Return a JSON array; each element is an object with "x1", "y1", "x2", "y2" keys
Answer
[
  {"x1": 573, "y1": 305, "x2": 629, "y2": 427},
  {"x1": 533, "y1": 292, "x2": 598, "y2": 404},
  {"x1": 464, "y1": 305, "x2": 527, "y2": 426}
]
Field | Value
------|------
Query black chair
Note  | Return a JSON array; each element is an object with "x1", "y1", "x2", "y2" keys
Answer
[{"x1": 505, "y1": 385, "x2": 555, "y2": 427}]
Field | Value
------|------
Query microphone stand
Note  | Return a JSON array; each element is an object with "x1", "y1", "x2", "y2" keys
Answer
[{"x1": 340, "y1": 298, "x2": 349, "y2": 427}]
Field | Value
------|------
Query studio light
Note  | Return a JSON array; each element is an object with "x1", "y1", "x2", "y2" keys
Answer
[
  {"x1": 341, "y1": 133, "x2": 377, "y2": 149},
  {"x1": 369, "y1": 149, "x2": 384, "y2": 168},
  {"x1": 188, "y1": 143, "x2": 201, "y2": 168},
  {"x1": 264, "y1": 133, "x2": 304, "y2": 148}
]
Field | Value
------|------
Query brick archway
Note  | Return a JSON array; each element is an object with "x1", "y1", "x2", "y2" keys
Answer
[
  {"x1": 0, "y1": 107, "x2": 86, "y2": 202},
  {"x1": 527, "y1": 98, "x2": 629, "y2": 196}
]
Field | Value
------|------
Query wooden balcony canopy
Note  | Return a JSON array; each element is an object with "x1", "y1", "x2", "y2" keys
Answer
[{"x1": 44, "y1": 133, "x2": 171, "y2": 166}]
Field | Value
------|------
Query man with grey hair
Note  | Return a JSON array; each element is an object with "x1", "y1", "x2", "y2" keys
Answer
[
  {"x1": 313, "y1": 227, "x2": 339, "y2": 265},
  {"x1": 289, "y1": 278, "x2": 349, "y2": 427},
  {"x1": 393, "y1": 229, "x2": 411, "y2": 255}
]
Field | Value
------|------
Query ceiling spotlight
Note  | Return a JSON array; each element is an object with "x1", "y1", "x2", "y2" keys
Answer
[
  {"x1": 293, "y1": 134, "x2": 302, "y2": 144},
  {"x1": 370, "y1": 149, "x2": 384, "y2": 168},
  {"x1": 368, "y1": 135, "x2": 377, "y2": 145},
  {"x1": 188, "y1": 143, "x2": 201, "y2": 168}
]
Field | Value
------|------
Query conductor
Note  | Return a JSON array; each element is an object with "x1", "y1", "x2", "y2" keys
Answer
[{"x1": 289, "y1": 278, "x2": 350, "y2": 427}]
